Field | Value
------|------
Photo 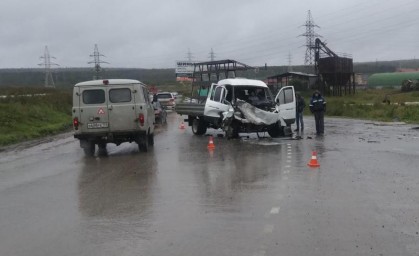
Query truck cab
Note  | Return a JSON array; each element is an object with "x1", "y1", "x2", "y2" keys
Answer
[
  {"x1": 72, "y1": 79, "x2": 155, "y2": 156},
  {"x1": 199, "y1": 78, "x2": 296, "y2": 138}
]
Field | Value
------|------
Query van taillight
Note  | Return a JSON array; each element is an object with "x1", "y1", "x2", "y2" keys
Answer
[
  {"x1": 139, "y1": 114, "x2": 145, "y2": 126},
  {"x1": 73, "y1": 117, "x2": 79, "y2": 130}
]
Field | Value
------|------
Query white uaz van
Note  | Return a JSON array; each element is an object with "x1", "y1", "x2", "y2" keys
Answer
[{"x1": 72, "y1": 79, "x2": 155, "y2": 156}]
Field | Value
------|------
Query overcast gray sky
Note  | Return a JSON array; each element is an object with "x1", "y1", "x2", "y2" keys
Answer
[{"x1": 0, "y1": 0, "x2": 418, "y2": 69}]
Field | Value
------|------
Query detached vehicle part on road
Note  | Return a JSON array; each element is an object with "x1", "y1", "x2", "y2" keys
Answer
[
  {"x1": 176, "y1": 78, "x2": 296, "y2": 138},
  {"x1": 72, "y1": 79, "x2": 155, "y2": 156}
]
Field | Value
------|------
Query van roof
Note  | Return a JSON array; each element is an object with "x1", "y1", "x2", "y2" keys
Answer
[
  {"x1": 74, "y1": 79, "x2": 144, "y2": 87},
  {"x1": 218, "y1": 78, "x2": 268, "y2": 88}
]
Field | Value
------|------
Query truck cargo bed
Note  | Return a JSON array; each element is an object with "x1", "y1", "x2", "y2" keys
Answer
[{"x1": 175, "y1": 102, "x2": 205, "y2": 116}]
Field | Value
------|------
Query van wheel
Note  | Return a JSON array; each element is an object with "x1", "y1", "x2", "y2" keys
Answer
[
  {"x1": 192, "y1": 118, "x2": 207, "y2": 135},
  {"x1": 148, "y1": 133, "x2": 154, "y2": 146},
  {"x1": 98, "y1": 142, "x2": 107, "y2": 155},
  {"x1": 83, "y1": 141, "x2": 95, "y2": 156},
  {"x1": 268, "y1": 122, "x2": 284, "y2": 138},
  {"x1": 138, "y1": 135, "x2": 149, "y2": 152}
]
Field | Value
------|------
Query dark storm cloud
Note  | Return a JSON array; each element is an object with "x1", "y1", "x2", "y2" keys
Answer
[{"x1": 0, "y1": 0, "x2": 418, "y2": 68}]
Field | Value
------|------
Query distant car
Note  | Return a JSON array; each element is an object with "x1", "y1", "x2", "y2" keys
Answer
[
  {"x1": 156, "y1": 92, "x2": 176, "y2": 109},
  {"x1": 153, "y1": 101, "x2": 167, "y2": 124}
]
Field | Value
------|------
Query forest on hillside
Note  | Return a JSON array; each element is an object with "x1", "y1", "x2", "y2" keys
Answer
[{"x1": 1, "y1": 59, "x2": 419, "y2": 88}]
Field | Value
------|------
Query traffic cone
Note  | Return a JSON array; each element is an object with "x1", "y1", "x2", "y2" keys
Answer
[
  {"x1": 307, "y1": 151, "x2": 320, "y2": 167},
  {"x1": 207, "y1": 136, "x2": 215, "y2": 150},
  {"x1": 179, "y1": 121, "x2": 185, "y2": 129}
]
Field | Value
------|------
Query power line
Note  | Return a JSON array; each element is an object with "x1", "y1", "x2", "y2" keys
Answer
[
  {"x1": 121, "y1": 1, "x2": 418, "y2": 67},
  {"x1": 38, "y1": 46, "x2": 59, "y2": 88},
  {"x1": 88, "y1": 44, "x2": 109, "y2": 80},
  {"x1": 299, "y1": 10, "x2": 322, "y2": 66},
  {"x1": 209, "y1": 48, "x2": 216, "y2": 61},
  {"x1": 287, "y1": 52, "x2": 293, "y2": 72},
  {"x1": 186, "y1": 48, "x2": 194, "y2": 62}
]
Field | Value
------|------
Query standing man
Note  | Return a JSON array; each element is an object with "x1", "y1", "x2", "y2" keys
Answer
[
  {"x1": 294, "y1": 93, "x2": 305, "y2": 132},
  {"x1": 309, "y1": 90, "x2": 326, "y2": 135}
]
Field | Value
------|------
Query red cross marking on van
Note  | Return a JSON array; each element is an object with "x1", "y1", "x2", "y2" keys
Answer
[{"x1": 97, "y1": 108, "x2": 105, "y2": 115}]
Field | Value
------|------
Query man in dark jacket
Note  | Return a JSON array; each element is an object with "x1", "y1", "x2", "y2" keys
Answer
[
  {"x1": 309, "y1": 90, "x2": 326, "y2": 135},
  {"x1": 294, "y1": 93, "x2": 305, "y2": 132}
]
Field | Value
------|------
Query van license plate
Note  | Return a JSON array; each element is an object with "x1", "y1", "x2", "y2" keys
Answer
[{"x1": 87, "y1": 122, "x2": 109, "y2": 129}]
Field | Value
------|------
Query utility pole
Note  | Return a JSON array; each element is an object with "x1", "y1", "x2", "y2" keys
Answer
[
  {"x1": 299, "y1": 10, "x2": 321, "y2": 66},
  {"x1": 287, "y1": 52, "x2": 293, "y2": 72},
  {"x1": 38, "y1": 46, "x2": 59, "y2": 88},
  {"x1": 88, "y1": 44, "x2": 109, "y2": 80},
  {"x1": 186, "y1": 48, "x2": 193, "y2": 62},
  {"x1": 209, "y1": 48, "x2": 216, "y2": 61}
]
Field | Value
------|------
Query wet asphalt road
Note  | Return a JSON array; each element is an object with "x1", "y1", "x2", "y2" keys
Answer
[{"x1": 1, "y1": 113, "x2": 419, "y2": 256}]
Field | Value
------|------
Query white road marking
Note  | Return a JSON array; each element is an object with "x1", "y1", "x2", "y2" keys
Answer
[
  {"x1": 286, "y1": 160, "x2": 291, "y2": 163},
  {"x1": 264, "y1": 224, "x2": 274, "y2": 233},
  {"x1": 285, "y1": 165, "x2": 291, "y2": 168},
  {"x1": 270, "y1": 207, "x2": 280, "y2": 214},
  {"x1": 253, "y1": 250, "x2": 266, "y2": 256},
  {"x1": 287, "y1": 156, "x2": 292, "y2": 159},
  {"x1": 283, "y1": 176, "x2": 289, "y2": 180}
]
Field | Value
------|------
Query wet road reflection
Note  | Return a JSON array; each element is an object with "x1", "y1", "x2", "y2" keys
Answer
[{"x1": 0, "y1": 114, "x2": 418, "y2": 256}]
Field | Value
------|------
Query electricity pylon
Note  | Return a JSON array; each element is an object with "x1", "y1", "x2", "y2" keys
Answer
[
  {"x1": 88, "y1": 44, "x2": 109, "y2": 80},
  {"x1": 38, "y1": 46, "x2": 59, "y2": 88}
]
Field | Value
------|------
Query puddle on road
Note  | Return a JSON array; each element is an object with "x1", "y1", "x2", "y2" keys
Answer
[{"x1": 244, "y1": 140, "x2": 282, "y2": 146}]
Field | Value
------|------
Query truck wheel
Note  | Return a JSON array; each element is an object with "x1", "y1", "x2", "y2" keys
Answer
[
  {"x1": 138, "y1": 135, "x2": 149, "y2": 152},
  {"x1": 98, "y1": 142, "x2": 106, "y2": 149},
  {"x1": 83, "y1": 141, "x2": 96, "y2": 156},
  {"x1": 148, "y1": 133, "x2": 154, "y2": 146},
  {"x1": 226, "y1": 123, "x2": 239, "y2": 139},
  {"x1": 192, "y1": 118, "x2": 207, "y2": 135},
  {"x1": 268, "y1": 122, "x2": 284, "y2": 138}
]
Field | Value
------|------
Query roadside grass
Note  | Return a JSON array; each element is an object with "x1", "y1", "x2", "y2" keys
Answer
[
  {"x1": 1, "y1": 86, "x2": 418, "y2": 146},
  {"x1": 301, "y1": 89, "x2": 419, "y2": 123},
  {"x1": 0, "y1": 88, "x2": 72, "y2": 146}
]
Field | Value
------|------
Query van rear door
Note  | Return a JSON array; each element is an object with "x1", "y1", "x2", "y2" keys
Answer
[
  {"x1": 274, "y1": 86, "x2": 296, "y2": 123},
  {"x1": 107, "y1": 85, "x2": 137, "y2": 131},
  {"x1": 79, "y1": 86, "x2": 110, "y2": 133}
]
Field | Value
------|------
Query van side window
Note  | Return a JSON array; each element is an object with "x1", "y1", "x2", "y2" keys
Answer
[
  {"x1": 213, "y1": 87, "x2": 224, "y2": 102},
  {"x1": 277, "y1": 88, "x2": 294, "y2": 104},
  {"x1": 284, "y1": 88, "x2": 294, "y2": 103},
  {"x1": 142, "y1": 87, "x2": 149, "y2": 103},
  {"x1": 83, "y1": 89, "x2": 105, "y2": 104},
  {"x1": 109, "y1": 88, "x2": 132, "y2": 103}
]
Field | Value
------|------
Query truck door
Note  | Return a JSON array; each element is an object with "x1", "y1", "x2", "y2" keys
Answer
[
  {"x1": 274, "y1": 86, "x2": 296, "y2": 123},
  {"x1": 107, "y1": 85, "x2": 137, "y2": 132},
  {"x1": 79, "y1": 86, "x2": 110, "y2": 133},
  {"x1": 204, "y1": 84, "x2": 230, "y2": 118}
]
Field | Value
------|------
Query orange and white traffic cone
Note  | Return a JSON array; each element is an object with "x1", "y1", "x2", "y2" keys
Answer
[
  {"x1": 207, "y1": 136, "x2": 215, "y2": 150},
  {"x1": 179, "y1": 121, "x2": 185, "y2": 129},
  {"x1": 307, "y1": 151, "x2": 320, "y2": 168}
]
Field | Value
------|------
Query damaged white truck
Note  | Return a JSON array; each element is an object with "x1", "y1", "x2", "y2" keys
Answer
[{"x1": 176, "y1": 78, "x2": 296, "y2": 138}]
